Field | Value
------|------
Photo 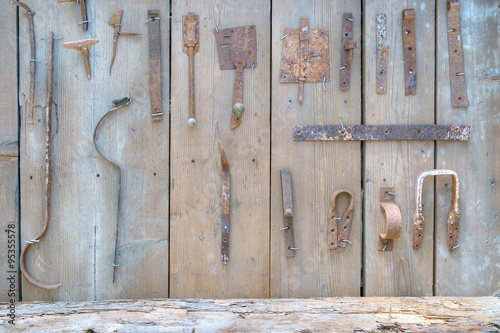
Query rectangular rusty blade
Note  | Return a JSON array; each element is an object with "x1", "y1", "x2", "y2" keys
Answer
[{"x1": 215, "y1": 25, "x2": 257, "y2": 69}]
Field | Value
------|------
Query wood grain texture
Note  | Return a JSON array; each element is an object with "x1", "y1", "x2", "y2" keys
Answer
[
  {"x1": 20, "y1": 0, "x2": 170, "y2": 301},
  {"x1": 363, "y1": 0, "x2": 435, "y2": 296},
  {"x1": 271, "y1": 0, "x2": 362, "y2": 297},
  {"x1": 1, "y1": 297, "x2": 499, "y2": 332},
  {"x1": 170, "y1": 0, "x2": 270, "y2": 298},
  {"x1": 0, "y1": 2, "x2": 19, "y2": 303},
  {"x1": 435, "y1": 0, "x2": 500, "y2": 296}
]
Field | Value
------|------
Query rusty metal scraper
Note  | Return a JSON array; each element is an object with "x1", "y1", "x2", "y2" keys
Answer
[
  {"x1": 220, "y1": 146, "x2": 230, "y2": 264},
  {"x1": 183, "y1": 12, "x2": 199, "y2": 127},
  {"x1": 108, "y1": 10, "x2": 141, "y2": 75},
  {"x1": 215, "y1": 24, "x2": 257, "y2": 130},
  {"x1": 280, "y1": 17, "x2": 330, "y2": 103}
]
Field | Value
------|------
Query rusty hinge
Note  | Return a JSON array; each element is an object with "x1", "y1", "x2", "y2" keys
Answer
[
  {"x1": 63, "y1": 39, "x2": 99, "y2": 80},
  {"x1": 293, "y1": 124, "x2": 471, "y2": 141},
  {"x1": 146, "y1": 10, "x2": 163, "y2": 121},
  {"x1": 340, "y1": 13, "x2": 357, "y2": 90},
  {"x1": 413, "y1": 169, "x2": 460, "y2": 252},
  {"x1": 446, "y1": 0, "x2": 469, "y2": 107},
  {"x1": 57, "y1": 0, "x2": 89, "y2": 31},
  {"x1": 280, "y1": 17, "x2": 330, "y2": 103},
  {"x1": 402, "y1": 9, "x2": 416, "y2": 95},
  {"x1": 328, "y1": 190, "x2": 354, "y2": 250},
  {"x1": 215, "y1": 24, "x2": 257, "y2": 130},
  {"x1": 378, "y1": 187, "x2": 401, "y2": 251},
  {"x1": 280, "y1": 169, "x2": 297, "y2": 257},
  {"x1": 183, "y1": 12, "x2": 200, "y2": 127},
  {"x1": 376, "y1": 13, "x2": 390, "y2": 94},
  {"x1": 108, "y1": 10, "x2": 141, "y2": 75},
  {"x1": 220, "y1": 146, "x2": 231, "y2": 264}
]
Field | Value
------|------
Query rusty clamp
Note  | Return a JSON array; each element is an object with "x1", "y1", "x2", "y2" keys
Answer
[
  {"x1": 376, "y1": 13, "x2": 390, "y2": 94},
  {"x1": 220, "y1": 146, "x2": 231, "y2": 264},
  {"x1": 280, "y1": 169, "x2": 297, "y2": 257},
  {"x1": 57, "y1": 0, "x2": 89, "y2": 31},
  {"x1": 340, "y1": 13, "x2": 357, "y2": 90},
  {"x1": 446, "y1": 0, "x2": 469, "y2": 107},
  {"x1": 146, "y1": 10, "x2": 163, "y2": 121},
  {"x1": 328, "y1": 190, "x2": 354, "y2": 249},
  {"x1": 183, "y1": 12, "x2": 199, "y2": 127},
  {"x1": 402, "y1": 9, "x2": 416, "y2": 95},
  {"x1": 378, "y1": 187, "x2": 401, "y2": 251},
  {"x1": 412, "y1": 169, "x2": 460, "y2": 252}
]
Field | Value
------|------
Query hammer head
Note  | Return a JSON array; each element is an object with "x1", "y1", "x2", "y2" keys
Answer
[
  {"x1": 108, "y1": 10, "x2": 123, "y2": 26},
  {"x1": 63, "y1": 38, "x2": 99, "y2": 51}
]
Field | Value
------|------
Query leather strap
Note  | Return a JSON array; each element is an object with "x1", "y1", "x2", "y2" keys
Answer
[
  {"x1": 147, "y1": 10, "x2": 162, "y2": 121},
  {"x1": 402, "y1": 9, "x2": 417, "y2": 95}
]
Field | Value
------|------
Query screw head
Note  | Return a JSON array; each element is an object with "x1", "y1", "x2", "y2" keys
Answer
[
  {"x1": 232, "y1": 103, "x2": 245, "y2": 117},
  {"x1": 188, "y1": 118, "x2": 196, "y2": 127}
]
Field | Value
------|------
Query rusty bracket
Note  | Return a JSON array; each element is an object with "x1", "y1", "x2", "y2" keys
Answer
[
  {"x1": 280, "y1": 169, "x2": 297, "y2": 257},
  {"x1": 376, "y1": 13, "x2": 390, "y2": 94},
  {"x1": 378, "y1": 187, "x2": 401, "y2": 251},
  {"x1": 63, "y1": 38, "x2": 99, "y2": 80},
  {"x1": 57, "y1": 0, "x2": 88, "y2": 31},
  {"x1": 280, "y1": 17, "x2": 330, "y2": 103},
  {"x1": 293, "y1": 124, "x2": 471, "y2": 141},
  {"x1": 402, "y1": 9, "x2": 416, "y2": 95},
  {"x1": 220, "y1": 146, "x2": 231, "y2": 264},
  {"x1": 20, "y1": 32, "x2": 61, "y2": 290},
  {"x1": 183, "y1": 12, "x2": 199, "y2": 127},
  {"x1": 93, "y1": 95, "x2": 132, "y2": 282},
  {"x1": 328, "y1": 190, "x2": 354, "y2": 250},
  {"x1": 446, "y1": 0, "x2": 469, "y2": 107},
  {"x1": 340, "y1": 13, "x2": 356, "y2": 90},
  {"x1": 146, "y1": 10, "x2": 163, "y2": 121},
  {"x1": 215, "y1": 25, "x2": 257, "y2": 130},
  {"x1": 109, "y1": 10, "x2": 141, "y2": 75},
  {"x1": 413, "y1": 169, "x2": 460, "y2": 252},
  {"x1": 10, "y1": 1, "x2": 36, "y2": 124}
]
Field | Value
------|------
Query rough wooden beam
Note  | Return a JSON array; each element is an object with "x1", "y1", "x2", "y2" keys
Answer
[{"x1": 1, "y1": 297, "x2": 498, "y2": 331}]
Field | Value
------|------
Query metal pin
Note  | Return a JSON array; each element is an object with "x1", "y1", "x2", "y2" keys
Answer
[
  {"x1": 214, "y1": 23, "x2": 219, "y2": 33},
  {"x1": 383, "y1": 243, "x2": 387, "y2": 251},
  {"x1": 252, "y1": 63, "x2": 255, "y2": 70},
  {"x1": 24, "y1": 238, "x2": 40, "y2": 244},
  {"x1": 387, "y1": 192, "x2": 396, "y2": 195},
  {"x1": 332, "y1": 217, "x2": 342, "y2": 220},
  {"x1": 113, "y1": 24, "x2": 121, "y2": 27},
  {"x1": 78, "y1": 20, "x2": 91, "y2": 25},
  {"x1": 112, "y1": 262, "x2": 119, "y2": 267},
  {"x1": 280, "y1": 227, "x2": 290, "y2": 230},
  {"x1": 340, "y1": 65, "x2": 347, "y2": 70},
  {"x1": 456, "y1": 72, "x2": 465, "y2": 76},
  {"x1": 41, "y1": 36, "x2": 63, "y2": 40},
  {"x1": 30, "y1": 59, "x2": 40, "y2": 62},
  {"x1": 341, "y1": 122, "x2": 344, "y2": 132},
  {"x1": 448, "y1": 131, "x2": 451, "y2": 137},
  {"x1": 341, "y1": 239, "x2": 352, "y2": 244},
  {"x1": 281, "y1": 33, "x2": 290, "y2": 40},
  {"x1": 451, "y1": 245, "x2": 460, "y2": 250},
  {"x1": 288, "y1": 246, "x2": 300, "y2": 250},
  {"x1": 322, "y1": 77, "x2": 326, "y2": 91},
  {"x1": 151, "y1": 110, "x2": 163, "y2": 116},
  {"x1": 144, "y1": 17, "x2": 160, "y2": 24},
  {"x1": 222, "y1": 253, "x2": 228, "y2": 264},
  {"x1": 224, "y1": 226, "x2": 228, "y2": 229},
  {"x1": 416, "y1": 227, "x2": 422, "y2": 230},
  {"x1": 448, "y1": 28, "x2": 456, "y2": 32},
  {"x1": 347, "y1": 17, "x2": 353, "y2": 21}
]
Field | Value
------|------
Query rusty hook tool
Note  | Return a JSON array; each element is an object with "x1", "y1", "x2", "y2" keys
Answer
[
  {"x1": 57, "y1": 0, "x2": 89, "y2": 31},
  {"x1": 108, "y1": 10, "x2": 141, "y2": 75},
  {"x1": 378, "y1": 187, "x2": 401, "y2": 251},
  {"x1": 63, "y1": 38, "x2": 99, "y2": 80},
  {"x1": 220, "y1": 145, "x2": 231, "y2": 264},
  {"x1": 183, "y1": 12, "x2": 199, "y2": 127},
  {"x1": 412, "y1": 169, "x2": 460, "y2": 252},
  {"x1": 10, "y1": 1, "x2": 36, "y2": 124},
  {"x1": 328, "y1": 190, "x2": 354, "y2": 250},
  {"x1": 20, "y1": 32, "x2": 61, "y2": 290},
  {"x1": 93, "y1": 95, "x2": 132, "y2": 282}
]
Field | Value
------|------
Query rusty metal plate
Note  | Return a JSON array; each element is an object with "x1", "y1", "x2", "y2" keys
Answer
[
  {"x1": 328, "y1": 190, "x2": 354, "y2": 250},
  {"x1": 147, "y1": 10, "x2": 162, "y2": 121},
  {"x1": 215, "y1": 25, "x2": 257, "y2": 70},
  {"x1": 340, "y1": 13, "x2": 356, "y2": 90},
  {"x1": 221, "y1": 148, "x2": 230, "y2": 263},
  {"x1": 376, "y1": 13, "x2": 390, "y2": 94},
  {"x1": 293, "y1": 125, "x2": 471, "y2": 141},
  {"x1": 280, "y1": 169, "x2": 297, "y2": 257},
  {"x1": 402, "y1": 9, "x2": 416, "y2": 95},
  {"x1": 446, "y1": 0, "x2": 469, "y2": 107},
  {"x1": 378, "y1": 187, "x2": 401, "y2": 252}
]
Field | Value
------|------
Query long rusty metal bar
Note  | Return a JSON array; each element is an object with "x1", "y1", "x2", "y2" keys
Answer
[
  {"x1": 339, "y1": 13, "x2": 356, "y2": 90},
  {"x1": 93, "y1": 95, "x2": 131, "y2": 282},
  {"x1": 280, "y1": 168, "x2": 297, "y2": 257},
  {"x1": 402, "y1": 8, "x2": 417, "y2": 95},
  {"x1": 376, "y1": 13, "x2": 389, "y2": 94},
  {"x1": 292, "y1": 125, "x2": 471, "y2": 141},
  {"x1": 10, "y1": 1, "x2": 36, "y2": 124},
  {"x1": 220, "y1": 147, "x2": 230, "y2": 264},
  {"x1": 20, "y1": 32, "x2": 61, "y2": 290},
  {"x1": 183, "y1": 12, "x2": 199, "y2": 127},
  {"x1": 146, "y1": 10, "x2": 162, "y2": 121}
]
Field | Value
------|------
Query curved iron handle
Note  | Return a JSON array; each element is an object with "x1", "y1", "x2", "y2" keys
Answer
[
  {"x1": 379, "y1": 187, "x2": 401, "y2": 251},
  {"x1": 413, "y1": 169, "x2": 460, "y2": 252},
  {"x1": 328, "y1": 190, "x2": 354, "y2": 249}
]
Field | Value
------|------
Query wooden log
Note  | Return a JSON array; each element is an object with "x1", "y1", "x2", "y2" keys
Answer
[{"x1": 1, "y1": 297, "x2": 499, "y2": 332}]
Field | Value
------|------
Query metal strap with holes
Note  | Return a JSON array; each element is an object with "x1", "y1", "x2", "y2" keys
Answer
[
  {"x1": 328, "y1": 190, "x2": 354, "y2": 250},
  {"x1": 446, "y1": 0, "x2": 469, "y2": 107},
  {"x1": 376, "y1": 13, "x2": 390, "y2": 94},
  {"x1": 280, "y1": 169, "x2": 297, "y2": 257},
  {"x1": 402, "y1": 9, "x2": 417, "y2": 95},
  {"x1": 221, "y1": 149, "x2": 230, "y2": 263},
  {"x1": 378, "y1": 187, "x2": 401, "y2": 251},
  {"x1": 340, "y1": 13, "x2": 356, "y2": 90},
  {"x1": 147, "y1": 10, "x2": 162, "y2": 121}
]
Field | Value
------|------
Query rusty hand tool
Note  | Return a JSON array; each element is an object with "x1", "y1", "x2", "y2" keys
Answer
[
  {"x1": 446, "y1": 0, "x2": 469, "y2": 107},
  {"x1": 413, "y1": 169, "x2": 460, "y2": 252},
  {"x1": 376, "y1": 13, "x2": 390, "y2": 94},
  {"x1": 10, "y1": 1, "x2": 36, "y2": 124},
  {"x1": 146, "y1": 10, "x2": 163, "y2": 121},
  {"x1": 402, "y1": 9, "x2": 417, "y2": 95},
  {"x1": 20, "y1": 32, "x2": 61, "y2": 290},
  {"x1": 339, "y1": 13, "x2": 357, "y2": 90},
  {"x1": 280, "y1": 17, "x2": 330, "y2": 103},
  {"x1": 63, "y1": 39, "x2": 98, "y2": 80},
  {"x1": 215, "y1": 24, "x2": 257, "y2": 130},
  {"x1": 108, "y1": 10, "x2": 141, "y2": 75},
  {"x1": 328, "y1": 190, "x2": 354, "y2": 250},
  {"x1": 378, "y1": 187, "x2": 401, "y2": 251},
  {"x1": 57, "y1": 0, "x2": 88, "y2": 31},
  {"x1": 280, "y1": 169, "x2": 297, "y2": 257},
  {"x1": 93, "y1": 95, "x2": 131, "y2": 283},
  {"x1": 220, "y1": 145, "x2": 230, "y2": 264},
  {"x1": 293, "y1": 124, "x2": 471, "y2": 141},
  {"x1": 183, "y1": 12, "x2": 199, "y2": 127}
]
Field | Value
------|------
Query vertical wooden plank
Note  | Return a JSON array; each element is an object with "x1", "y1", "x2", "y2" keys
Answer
[
  {"x1": 435, "y1": 0, "x2": 499, "y2": 296},
  {"x1": 363, "y1": 0, "x2": 435, "y2": 296},
  {"x1": 170, "y1": 0, "x2": 270, "y2": 297},
  {"x1": 0, "y1": 2, "x2": 19, "y2": 303},
  {"x1": 271, "y1": 0, "x2": 362, "y2": 297},
  {"x1": 92, "y1": 1, "x2": 170, "y2": 300}
]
